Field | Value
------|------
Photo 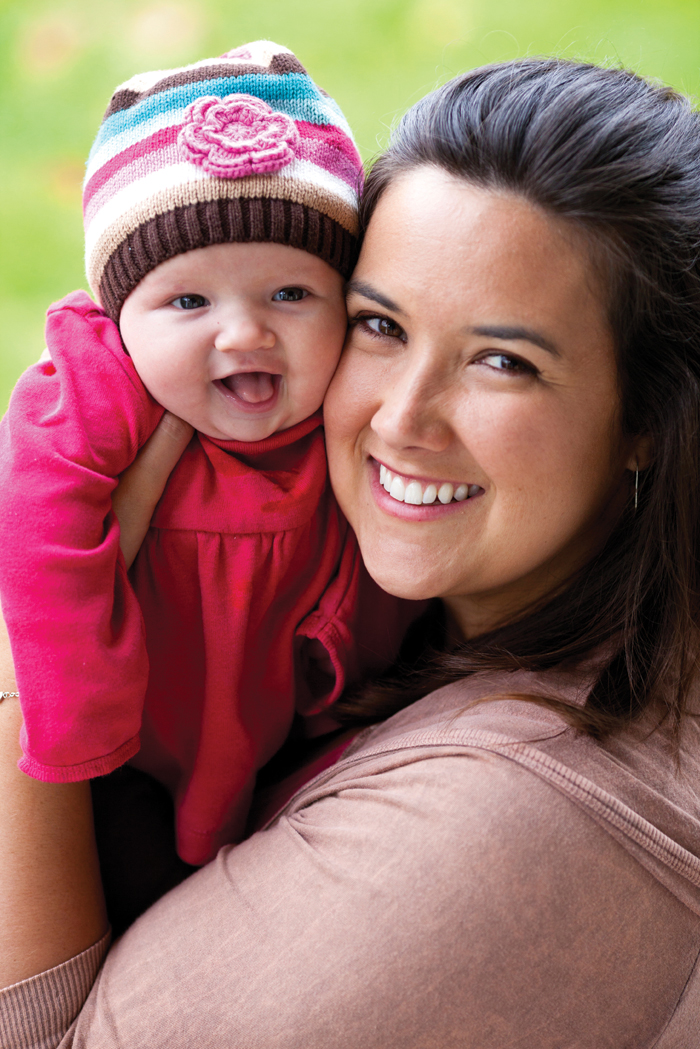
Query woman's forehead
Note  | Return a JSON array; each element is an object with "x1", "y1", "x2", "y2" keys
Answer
[{"x1": 361, "y1": 168, "x2": 584, "y2": 278}]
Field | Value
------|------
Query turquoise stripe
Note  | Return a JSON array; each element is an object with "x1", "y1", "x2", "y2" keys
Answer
[{"x1": 93, "y1": 73, "x2": 342, "y2": 153}]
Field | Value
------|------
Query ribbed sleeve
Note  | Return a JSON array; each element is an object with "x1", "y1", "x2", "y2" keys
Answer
[{"x1": 0, "y1": 932, "x2": 110, "y2": 1049}]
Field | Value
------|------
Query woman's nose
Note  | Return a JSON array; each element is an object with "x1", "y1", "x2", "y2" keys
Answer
[
  {"x1": 371, "y1": 355, "x2": 452, "y2": 453},
  {"x1": 214, "y1": 311, "x2": 275, "y2": 353}
]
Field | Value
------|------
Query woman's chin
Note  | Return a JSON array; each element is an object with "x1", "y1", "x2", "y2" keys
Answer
[{"x1": 360, "y1": 550, "x2": 449, "y2": 602}]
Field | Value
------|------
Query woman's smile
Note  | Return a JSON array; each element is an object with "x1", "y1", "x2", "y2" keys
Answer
[{"x1": 369, "y1": 458, "x2": 485, "y2": 522}]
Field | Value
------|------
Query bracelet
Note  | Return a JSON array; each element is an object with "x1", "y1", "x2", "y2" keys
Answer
[{"x1": 0, "y1": 692, "x2": 19, "y2": 700}]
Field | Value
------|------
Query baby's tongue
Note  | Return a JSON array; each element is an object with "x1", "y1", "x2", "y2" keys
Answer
[{"x1": 224, "y1": 372, "x2": 275, "y2": 403}]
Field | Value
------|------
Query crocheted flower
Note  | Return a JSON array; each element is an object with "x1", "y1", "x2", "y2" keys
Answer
[{"x1": 178, "y1": 94, "x2": 300, "y2": 179}]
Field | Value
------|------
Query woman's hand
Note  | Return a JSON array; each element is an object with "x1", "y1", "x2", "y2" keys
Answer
[{"x1": 114, "y1": 413, "x2": 194, "y2": 569}]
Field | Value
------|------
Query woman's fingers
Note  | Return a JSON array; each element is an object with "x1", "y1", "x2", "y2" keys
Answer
[{"x1": 114, "y1": 412, "x2": 194, "y2": 569}]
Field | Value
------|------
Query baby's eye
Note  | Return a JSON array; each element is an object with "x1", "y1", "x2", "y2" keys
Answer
[
  {"x1": 478, "y1": 352, "x2": 535, "y2": 375},
  {"x1": 273, "y1": 287, "x2": 307, "y2": 302},
  {"x1": 172, "y1": 295, "x2": 208, "y2": 310},
  {"x1": 364, "y1": 316, "x2": 405, "y2": 340}
]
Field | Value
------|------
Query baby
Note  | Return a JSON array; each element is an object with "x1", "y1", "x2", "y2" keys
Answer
[{"x1": 0, "y1": 41, "x2": 414, "y2": 865}]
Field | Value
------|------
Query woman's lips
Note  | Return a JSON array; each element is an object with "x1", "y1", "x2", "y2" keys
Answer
[
  {"x1": 214, "y1": 372, "x2": 281, "y2": 413},
  {"x1": 370, "y1": 459, "x2": 484, "y2": 519}
]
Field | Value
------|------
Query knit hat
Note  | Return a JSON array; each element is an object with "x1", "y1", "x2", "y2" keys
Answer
[{"x1": 83, "y1": 40, "x2": 364, "y2": 321}]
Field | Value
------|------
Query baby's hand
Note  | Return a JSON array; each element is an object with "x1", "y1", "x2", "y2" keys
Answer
[{"x1": 114, "y1": 413, "x2": 194, "y2": 568}]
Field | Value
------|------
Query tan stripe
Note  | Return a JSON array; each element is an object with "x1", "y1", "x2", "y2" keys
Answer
[{"x1": 87, "y1": 177, "x2": 358, "y2": 291}]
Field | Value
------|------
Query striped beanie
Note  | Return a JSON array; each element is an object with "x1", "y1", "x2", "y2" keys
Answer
[{"x1": 83, "y1": 40, "x2": 364, "y2": 321}]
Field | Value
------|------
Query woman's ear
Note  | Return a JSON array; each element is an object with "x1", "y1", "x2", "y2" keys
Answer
[{"x1": 627, "y1": 433, "x2": 653, "y2": 472}]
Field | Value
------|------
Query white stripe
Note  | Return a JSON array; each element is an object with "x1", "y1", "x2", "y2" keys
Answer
[
  {"x1": 85, "y1": 163, "x2": 204, "y2": 256},
  {"x1": 85, "y1": 157, "x2": 357, "y2": 261},
  {"x1": 291, "y1": 157, "x2": 358, "y2": 208}
]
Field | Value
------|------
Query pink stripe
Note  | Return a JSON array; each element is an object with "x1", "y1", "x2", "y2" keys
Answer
[
  {"x1": 295, "y1": 138, "x2": 361, "y2": 188},
  {"x1": 86, "y1": 121, "x2": 360, "y2": 211},
  {"x1": 84, "y1": 138, "x2": 357, "y2": 232},
  {"x1": 84, "y1": 143, "x2": 180, "y2": 228},
  {"x1": 85, "y1": 122, "x2": 363, "y2": 229},
  {"x1": 84, "y1": 125, "x2": 181, "y2": 210},
  {"x1": 297, "y1": 120, "x2": 362, "y2": 168}
]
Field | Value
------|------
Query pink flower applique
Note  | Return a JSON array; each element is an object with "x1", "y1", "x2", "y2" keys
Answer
[{"x1": 178, "y1": 94, "x2": 300, "y2": 179}]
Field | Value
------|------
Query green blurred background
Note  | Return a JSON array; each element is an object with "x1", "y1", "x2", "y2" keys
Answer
[{"x1": 1, "y1": 0, "x2": 699, "y2": 410}]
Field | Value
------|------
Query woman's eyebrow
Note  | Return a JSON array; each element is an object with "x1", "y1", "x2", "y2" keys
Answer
[
  {"x1": 345, "y1": 279, "x2": 404, "y2": 315},
  {"x1": 469, "y1": 324, "x2": 561, "y2": 357}
]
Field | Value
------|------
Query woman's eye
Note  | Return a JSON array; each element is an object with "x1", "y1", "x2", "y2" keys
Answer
[
  {"x1": 273, "y1": 287, "x2": 307, "y2": 302},
  {"x1": 479, "y1": 352, "x2": 534, "y2": 375},
  {"x1": 363, "y1": 315, "x2": 405, "y2": 340},
  {"x1": 172, "y1": 295, "x2": 208, "y2": 310}
]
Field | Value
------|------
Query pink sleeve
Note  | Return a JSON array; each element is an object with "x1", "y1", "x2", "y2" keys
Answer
[{"x1": 0, "y1": 291, "x2": 164, "y2": 782}]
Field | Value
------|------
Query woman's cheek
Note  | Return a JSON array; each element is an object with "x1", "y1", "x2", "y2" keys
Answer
[
  {"x1": 470, "y1": 387, "x2": 577, "y2": 483},
  {"x1": 325, "y1": 344, "x2": 383, "y2": 444}
]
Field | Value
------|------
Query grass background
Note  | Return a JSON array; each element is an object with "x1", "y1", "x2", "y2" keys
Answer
[{"x1": 1, "y1": 0, "x2": 699, "y2": 410}]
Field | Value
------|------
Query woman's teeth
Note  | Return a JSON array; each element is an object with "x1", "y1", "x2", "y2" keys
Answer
[{"x1": 379, "y1": 464, "x2": 480, "y2": 505}]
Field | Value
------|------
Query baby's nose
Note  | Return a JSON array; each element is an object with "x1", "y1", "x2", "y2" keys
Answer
[{"x1": 214, "y1": 314, "x2": 275, "y2": 352}]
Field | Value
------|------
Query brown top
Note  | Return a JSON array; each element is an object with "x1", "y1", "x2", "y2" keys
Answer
[{"x1": 2, "y1": 664, "x2": 700, "y2": 1048}]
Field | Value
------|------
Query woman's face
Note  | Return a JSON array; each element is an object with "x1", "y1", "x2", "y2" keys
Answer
[{"x1": 325, "y1": 166, "x2": 642, "y2": 638}]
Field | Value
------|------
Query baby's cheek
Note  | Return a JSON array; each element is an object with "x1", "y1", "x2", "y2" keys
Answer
[
  {"x1": 301, "y1": 345, "x2": 345, "y2": 407},
  {"x1": 147, "y1": 366, "x2": 205, "y2": 416},
  {"x1": 296, "y1": 370, "x2": 335, "y2": 418}
]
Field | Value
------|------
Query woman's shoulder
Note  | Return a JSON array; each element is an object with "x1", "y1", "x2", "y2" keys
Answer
[{"x1": 287, "y1": 666, "x2": 700, "y2": 918}]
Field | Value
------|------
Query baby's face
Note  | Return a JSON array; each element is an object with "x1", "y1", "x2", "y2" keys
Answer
[{"x1": 119, "y1": 241, "x2": 347, "y2": 442}]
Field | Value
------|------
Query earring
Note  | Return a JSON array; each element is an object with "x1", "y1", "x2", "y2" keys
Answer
[{"x1": 634, "y1": 468, "x2": 639, "y2": 512}]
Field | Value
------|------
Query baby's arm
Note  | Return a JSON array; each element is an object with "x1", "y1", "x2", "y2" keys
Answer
[{"x1": 0, "y1": 291, "x2": 164, "y2": 782}]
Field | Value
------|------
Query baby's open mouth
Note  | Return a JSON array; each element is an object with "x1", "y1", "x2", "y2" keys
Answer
[{"x1": 219, "y1": 372, "x2": 280, "y2": 404}]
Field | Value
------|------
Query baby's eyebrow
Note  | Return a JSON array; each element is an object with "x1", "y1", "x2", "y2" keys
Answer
[{"x1": 345, "y1": 279, "x2": 403, "y2": 315}]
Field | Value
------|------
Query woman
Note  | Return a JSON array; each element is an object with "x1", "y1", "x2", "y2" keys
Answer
[{"x1": 2, "y1": 58, "x2": 700, "y2": 1047}]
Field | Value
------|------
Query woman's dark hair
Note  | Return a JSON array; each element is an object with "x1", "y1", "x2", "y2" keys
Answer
[{"x1": 335, "y1": 59, "x2": 700, "y2": 741}]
